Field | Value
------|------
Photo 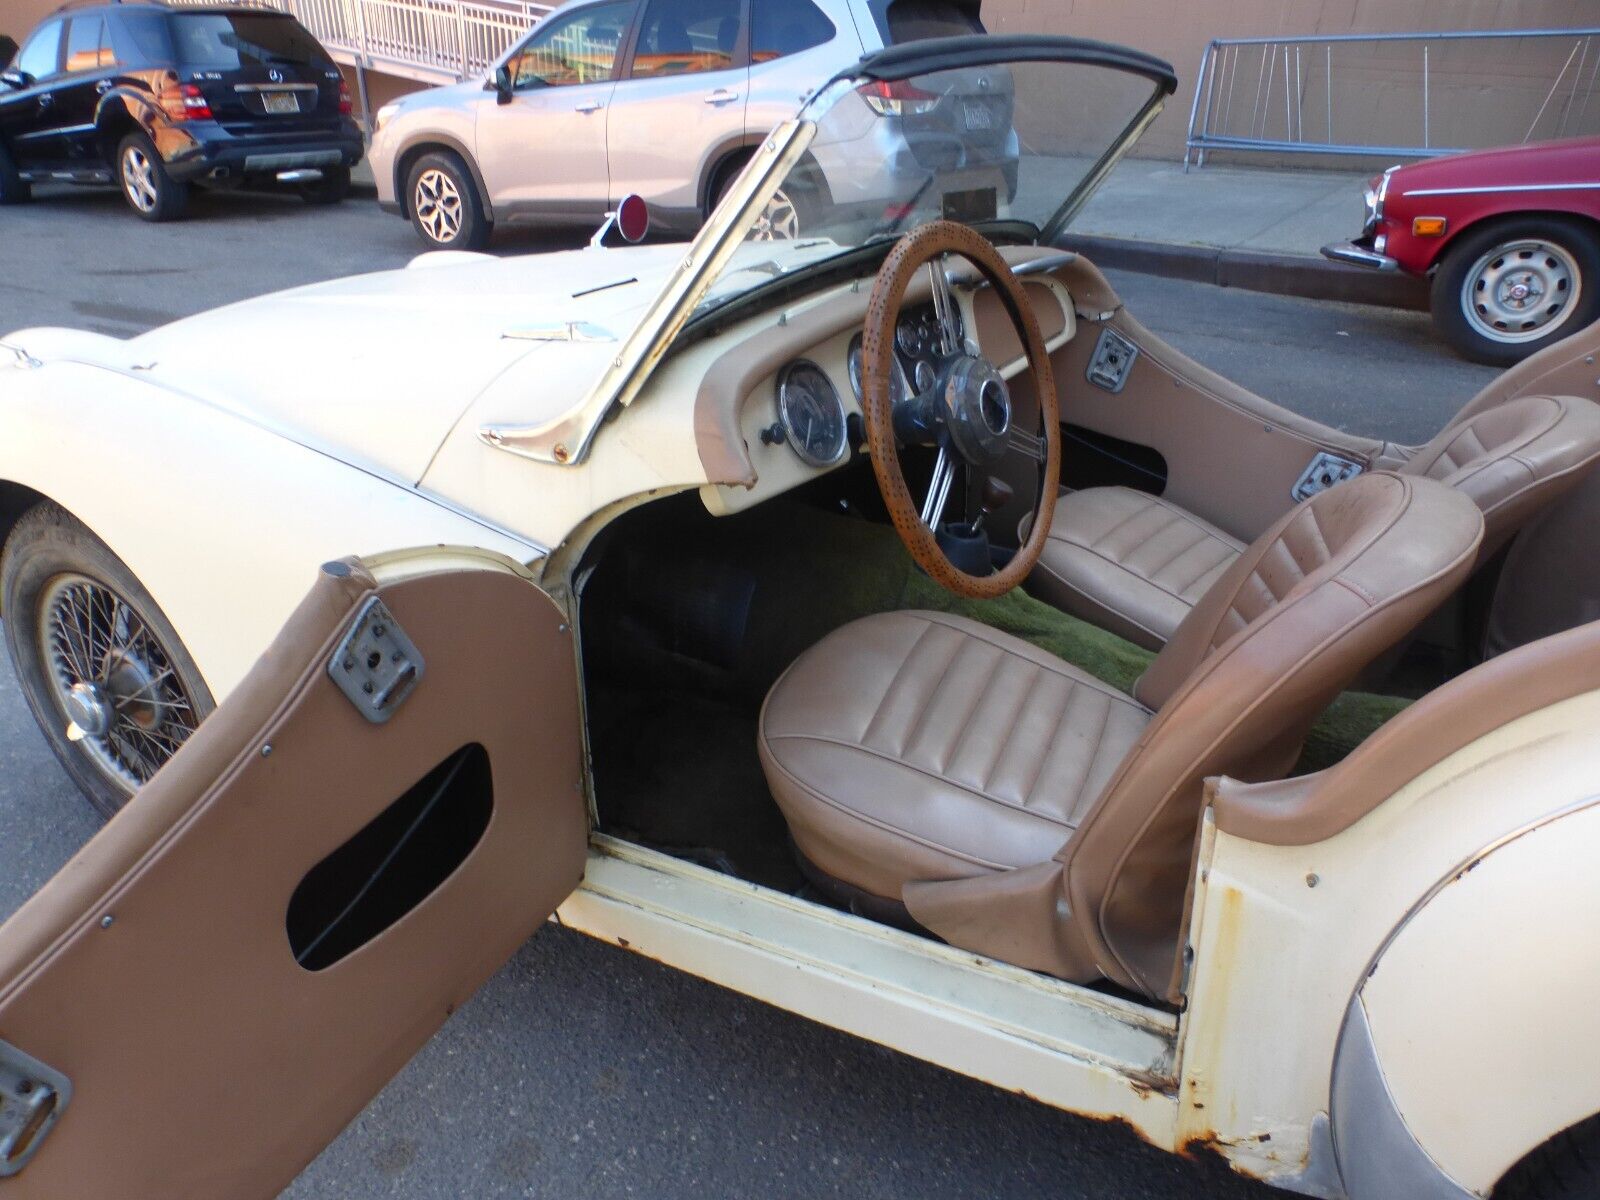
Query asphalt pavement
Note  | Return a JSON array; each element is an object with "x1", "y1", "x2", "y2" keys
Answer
[{"x1": 0, "y1": 183, "x2": 1499, "y2": 1199}]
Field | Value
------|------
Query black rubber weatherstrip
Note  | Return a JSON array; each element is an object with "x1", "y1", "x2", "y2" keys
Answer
[{"x1": 846, "y1": 34, "x2": 1177, "y2": 97}]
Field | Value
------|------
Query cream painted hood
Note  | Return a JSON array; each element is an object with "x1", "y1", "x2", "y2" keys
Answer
[{"x1": 64, "y1": 243, "x2": 695, "y2": 484}]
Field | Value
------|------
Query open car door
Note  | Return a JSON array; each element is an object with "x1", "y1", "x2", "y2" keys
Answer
[{"x1": 0, "y1": 553, "x2": 586, "y2": 1198}]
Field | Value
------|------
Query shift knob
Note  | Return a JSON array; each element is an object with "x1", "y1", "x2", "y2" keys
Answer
[{"x1": 980, "y1": 475, "x2": 1014, "y2": 515}]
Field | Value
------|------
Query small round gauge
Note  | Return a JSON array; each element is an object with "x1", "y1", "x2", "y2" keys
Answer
[
  {"x1": 896, "y1": 313, "x2": 930, "y2": 359},
  {"x1": 847, "y1": 334, "x2": 910, "y2": 407},
  {"x1": 777, "y1": 361, "x2": 848, "y2": 468},
  {"x1": 913, "y1": 358, "x2": 937, "y2": 393}
]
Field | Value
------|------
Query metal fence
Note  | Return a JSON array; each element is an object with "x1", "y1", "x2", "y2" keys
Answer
[
  {"x1": 1184, "y1": 28, "x2": 1600, "y2": 169},
  {"x1": 166, "y1": 0, "x2": 554, "y2": 86}
]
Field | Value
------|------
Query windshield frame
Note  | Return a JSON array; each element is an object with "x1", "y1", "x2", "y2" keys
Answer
[{"x1": 479, "y1": 35, "x2": 1176, "y2": 471}]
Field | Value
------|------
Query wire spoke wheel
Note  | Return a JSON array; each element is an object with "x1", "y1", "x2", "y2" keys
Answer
[
  {"x1": 414, "y1": 168, "x2": 463, "y2": 243},
  {"x1": 1462, "y1": 238, "x2": 1581, "y2": 344},
  {"x1": 121, "y1": 146, "x2": 158, "y2": 213},
  {"x1": 38, "y1": 573, "x2": 199, "y2": 791}
]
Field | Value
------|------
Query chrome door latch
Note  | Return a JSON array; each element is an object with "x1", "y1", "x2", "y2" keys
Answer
[
  {"x1": 328, "y1": 597, "x2": 425, "y2": 724},
  {"x1": 0, "y1": 1039, "x2": 71, "y2": 1177},
  {"x1": 1085, "y1": 327, "x2": 1138, "y2": 393}
]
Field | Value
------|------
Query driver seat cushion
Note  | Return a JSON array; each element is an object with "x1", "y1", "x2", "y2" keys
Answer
[
  {"x1": 758, "y1": 610, "x2": 1151, "y2": 903},
  {"x1": 1037, "y1": 393, "x2": 1600, "y2": 649}
]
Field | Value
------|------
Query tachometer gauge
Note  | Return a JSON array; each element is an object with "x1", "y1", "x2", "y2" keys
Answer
[
  {"x1": 777, "y1": 361, "x2": 848, "y2": 468},
  {"x1": 847, "y1": 334, "x2": 910, "y2": 407}
]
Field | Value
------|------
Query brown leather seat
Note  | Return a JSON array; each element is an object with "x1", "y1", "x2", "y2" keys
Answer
[
  {"x1": 759, "y1": 473, "x2": 1484, "y2": 999},
  {"x1": 1034, "y1": 394, "x2": 1600, "y2": 649}
]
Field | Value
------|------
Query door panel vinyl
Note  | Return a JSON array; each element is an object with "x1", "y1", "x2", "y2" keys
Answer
[{"x1": 0, "y1": 560, "x2": 585, "y2": 1199}]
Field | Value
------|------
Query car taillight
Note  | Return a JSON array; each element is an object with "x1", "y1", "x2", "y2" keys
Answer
[
  {"x1": 159, "y1": 82, "x2": 212, "y2": 121},
  {"x1": 338, "y1": 80, "x2": 353, "y2": 115},
  {"x1": 858, "y1": 79, "x2": 939, "y2": 117}
]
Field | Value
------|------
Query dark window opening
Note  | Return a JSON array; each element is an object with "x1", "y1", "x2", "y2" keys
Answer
[
  {"x1": 1061, "y1": 423, "x2": 1168, "y2": 494},
  {"x1": 868, "y1": 0, "x2": 984, "y2": 44},
  {"x1": 167, "y1": 13, "x2": 334, "y2": 69},
  {"x1": 751, "y1": 0, "x2": 835, "y2": 63},
  {"x1": 286, "y1": 743, "x2": 493, "y2": 972}
]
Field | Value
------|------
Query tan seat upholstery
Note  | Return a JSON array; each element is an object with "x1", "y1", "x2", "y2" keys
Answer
[
  {"x1": 1029, "y1": 486, "x2": 1244, "y2": 651},
  {"x1": 760, "y1": 473, "x2": 1484, "y2": 1000},
  {"x1": 1036, "y1": 394, "x2": 1600, "y2": 648}
]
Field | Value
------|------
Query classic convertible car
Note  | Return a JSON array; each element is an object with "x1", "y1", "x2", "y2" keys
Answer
[{"x1": 2, "y1": 32, "x2": 1600, "y2": 1200}]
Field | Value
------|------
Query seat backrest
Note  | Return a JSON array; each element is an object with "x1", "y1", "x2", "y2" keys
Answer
[
  {"x1": 1057, "y1": 472, "x2": 1484, "y2": 998},
  {"x1": 1401, "y1": 393, "x2": 1600, "y2": 557}
]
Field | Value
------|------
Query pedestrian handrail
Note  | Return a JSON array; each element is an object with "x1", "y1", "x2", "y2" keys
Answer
[
  {"x1": 1185, "y1": 28, "x2": 1600, "y2": 169},
  {"x1": 164, "y1": 0, "x2": 555, "y2": 88}
]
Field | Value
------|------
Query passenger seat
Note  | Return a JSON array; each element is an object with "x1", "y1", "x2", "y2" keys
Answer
[{"x1": 1031, "y1": 394, "x2": 1600, "y2": 649}]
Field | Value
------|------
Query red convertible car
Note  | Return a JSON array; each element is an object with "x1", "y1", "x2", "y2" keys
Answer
[{"x1": 1323, "y1": 134, "x2": 1600, "y2": 365}]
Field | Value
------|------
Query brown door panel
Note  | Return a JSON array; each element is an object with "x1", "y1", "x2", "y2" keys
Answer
[
  {"x1": 1055, "y1": 306, "x2": 1382, "y2": 542},
  {"x1": 0, "y1": 560, "x2": 585, "y2": 1198}
]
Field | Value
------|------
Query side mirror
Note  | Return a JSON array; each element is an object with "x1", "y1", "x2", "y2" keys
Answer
[
  {"x1": 588, "y1": 194, "x2": 651, "y2": 248},
  {"x1": 492, "y1": 64, "x2": 512, "y2": 105},
  {"x1": 0, "y1": 69, "x2": 29, "y2": 91}
]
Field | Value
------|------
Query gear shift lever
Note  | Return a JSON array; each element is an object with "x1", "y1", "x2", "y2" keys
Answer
[{"x1": 977, "y1": 476, "x2": 1013, "y2": 530}]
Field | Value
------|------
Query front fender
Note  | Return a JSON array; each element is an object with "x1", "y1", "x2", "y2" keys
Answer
[{"x1": 0, "y1": 358, "x2": 542, "y2": 702}]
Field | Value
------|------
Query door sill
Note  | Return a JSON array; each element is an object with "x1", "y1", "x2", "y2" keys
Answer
[{"x1": 557, "y1": 833, "x2": 1180, "y2": 1145}]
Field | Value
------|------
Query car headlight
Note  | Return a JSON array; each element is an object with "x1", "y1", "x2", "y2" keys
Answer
[{"x1": 375, "y1": 102, "x2": 401, "y2": 131}]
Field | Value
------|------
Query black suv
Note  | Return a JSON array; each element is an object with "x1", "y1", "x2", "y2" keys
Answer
[{"x1": 0, "y1": 2, "x2": 364, "y2": 220}]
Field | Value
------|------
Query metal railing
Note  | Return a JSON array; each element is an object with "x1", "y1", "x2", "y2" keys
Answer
[
  {"x1": 1184, "y1": 28, "x2": 1600, "y2": 169},
  {"x1": 166, "y1": 0, "x2": 553, "y2": 87}
]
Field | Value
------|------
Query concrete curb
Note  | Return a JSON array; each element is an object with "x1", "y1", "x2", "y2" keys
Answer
[{"x1": 1056, "y1": 233, "x2": 1431, "y2": 312}]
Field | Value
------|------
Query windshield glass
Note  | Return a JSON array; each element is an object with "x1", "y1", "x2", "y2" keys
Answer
[{"x1": 695, "y1": 49, "x2": 1168, "y2": 321}]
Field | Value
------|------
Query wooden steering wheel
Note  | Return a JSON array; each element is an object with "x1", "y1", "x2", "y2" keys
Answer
[{"x1": 860, "y1": 221, "x2": 1061, "y2": 599}]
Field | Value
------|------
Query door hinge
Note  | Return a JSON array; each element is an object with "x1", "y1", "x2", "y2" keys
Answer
[
  {"x1": 0, "y1": 1039, "x2": 71, "y2": 1177},
  {"x1": 328, "y1": 596, "x2": 425, "y2": 724}
]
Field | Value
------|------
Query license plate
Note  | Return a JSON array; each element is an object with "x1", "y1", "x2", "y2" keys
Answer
[
  {"x1": 962, "y1": 101, "x2": 994, "y2": 131},
  {"x1": 262, "y1": 92, "x2": 300, "y2": 115}
]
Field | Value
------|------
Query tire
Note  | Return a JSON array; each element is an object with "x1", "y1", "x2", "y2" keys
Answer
[
  {"x1": 710, "y1": 152, "x2": 830, "y2": 242},
  {"x1": 406, "y1": 150, "x2": 490, "y2": 250},
  {"x1": 1431, "y1": 215, "x2": 1600, "y2": 366},
  {"x1": 299, "y1": 164, "x2": 350, "y2": 206},
  {"x1": 1496, "y1": 1112, "x2": 1600, "y2": 1199},
  {"x1": 1, "y1": 503, "x2": 215, "y2": 819},
  {"x1": 116, "y1": 131, "x2": 189, "y2": 222},
  {"x1": 0, "y1": 141, "x2": 30, "y2": 205}
]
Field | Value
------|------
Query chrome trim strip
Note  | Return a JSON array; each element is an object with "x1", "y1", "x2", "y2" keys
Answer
[
  {"x1": 1402, "y1": 181, "x2": 1600, "y2": 197},
  {"x1": 0, "y1": 342, "x2": 41, "y2": 370},
  {"x1": 501, "y1": 321, "x2": 615, "y2": 343},
  {"x1": 13, "y1": 122, "x2": 95, "y2": 141},
  {"x1": 234, "y1": 82, "x2": 319, "y2": 92},
  {"x1": 1013, "y1": 250, "x2": 1080, "y2": 277}
]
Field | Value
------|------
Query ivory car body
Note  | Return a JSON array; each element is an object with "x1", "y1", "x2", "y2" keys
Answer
[{"x1": 1, "y1": 32, "x2": 1599, "y2": 1200}]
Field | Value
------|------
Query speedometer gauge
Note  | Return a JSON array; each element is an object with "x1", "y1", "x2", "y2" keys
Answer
[
  {"x1": 847, "y1": 334, "x2": 910, "y2": 408},
  {"x1": 777, "y1": 361, "x2": 848, "y2": 468}
]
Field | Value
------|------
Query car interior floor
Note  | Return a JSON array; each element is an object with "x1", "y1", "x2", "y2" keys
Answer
[{"x1": 578, "y1": 463, "x2": 1455, "y2": 909}]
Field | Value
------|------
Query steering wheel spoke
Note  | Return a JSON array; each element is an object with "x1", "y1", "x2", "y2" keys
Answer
[
  {"x1": 1008, "y1": 426, "x2": 1047, "y2": 463},
  {"x1": 928, "y1": 256, "x2": 964, "y2": 358},
  {"x1": 921, "y1": 444, "x2": 956, "y2": 528}
]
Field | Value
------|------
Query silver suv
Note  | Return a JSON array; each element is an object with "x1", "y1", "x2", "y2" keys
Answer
[{"x1": 370, "y1": 0, "x2": 1005, "y2": 249}]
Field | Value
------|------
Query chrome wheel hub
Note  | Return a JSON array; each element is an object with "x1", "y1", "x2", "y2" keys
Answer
[
  {"x1": 414, "y1": 169, "x2": 463, "y2": 244},
  {"x1": 121, "y1": 146, "x2": 158, "y2": 213},
  {"x1": 750, "y1": 188, "x2": 799, "y2": 241},
  {"x1": 40, "y1": 574, "x2": 199, "y2": 792},
  {"x1": 1463, "y1": 238, "x2": 1581, "y2": 344}
]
